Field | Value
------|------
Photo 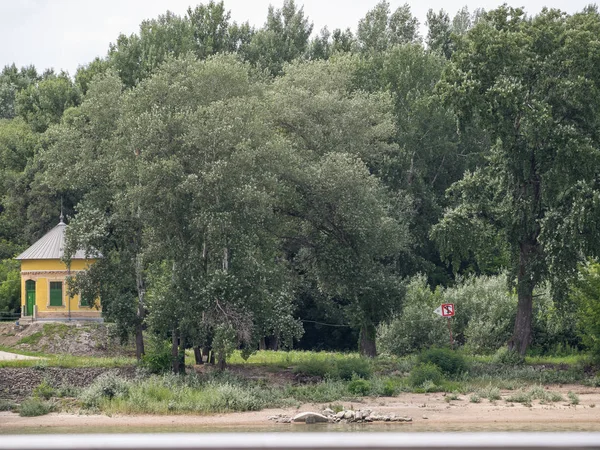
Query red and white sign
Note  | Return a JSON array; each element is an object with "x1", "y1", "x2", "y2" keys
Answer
[
  {"x1": 441, "y1": 303, "x2": 455, "y2": 317},
  {"x1": 434, "y1": 303, "x2": 455, "y2": 317}
]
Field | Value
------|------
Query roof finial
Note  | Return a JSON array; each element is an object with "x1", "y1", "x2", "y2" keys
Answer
[{"x1": 59, "y1": 198, "x2": 64, "y2": 224}]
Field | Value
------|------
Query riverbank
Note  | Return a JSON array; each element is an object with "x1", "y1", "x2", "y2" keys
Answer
[{"x1": 3, "y1": 387, "x2": 600, "y2": 433}]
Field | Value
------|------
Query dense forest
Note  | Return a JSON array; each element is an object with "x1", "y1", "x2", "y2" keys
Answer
[{"x1": 1, "y1": 1, "x2": 600, "y2": 370}]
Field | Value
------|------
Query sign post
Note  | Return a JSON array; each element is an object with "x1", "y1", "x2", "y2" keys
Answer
[{"x1": 434, "y1": 303, "x2": 455, "y2": 348}]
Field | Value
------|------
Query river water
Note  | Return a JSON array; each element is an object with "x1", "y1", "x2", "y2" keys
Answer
[{"x1": 4, "y1": 422, "x2": 600, "y2": 434}]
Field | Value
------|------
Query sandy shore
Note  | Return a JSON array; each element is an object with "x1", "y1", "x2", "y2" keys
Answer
[{"x1": 3, "y1": 386, "x2": 600, "y2": 433}]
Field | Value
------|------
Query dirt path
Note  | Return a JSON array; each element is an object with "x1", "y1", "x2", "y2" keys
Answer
[
  {"x1": 0, "y1": 351, "x2": 39, "y2": 361},
  {"x1": 2, "y1": 387, "x2": 600, "y2": 433}
]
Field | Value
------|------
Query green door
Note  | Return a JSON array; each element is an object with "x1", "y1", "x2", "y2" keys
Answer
[{"x1": 25, "y1": 280, "x2": 35, "y2": 316}]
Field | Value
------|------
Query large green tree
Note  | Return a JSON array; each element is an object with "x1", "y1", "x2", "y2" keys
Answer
[{"x1": 433, "y1": 6, "x2": 600, "y2": 354}]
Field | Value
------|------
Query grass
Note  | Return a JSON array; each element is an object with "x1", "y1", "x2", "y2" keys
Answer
[
  {"x1": 2, "y1": 346, "x2": 597, "y2": 416},
  {"x1": 0, "y1": 350, "x2": 136, "y2": 369},
  {"x1": 19, "y1": 399, "x2": 54, "y2": 417},
  {"x1": 16, "y1": 331, "x2": 43, "y2": 346}
]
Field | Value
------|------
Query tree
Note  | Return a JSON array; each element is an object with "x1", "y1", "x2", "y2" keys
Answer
[
  {"x1": 0, "y1": 64, "x2": 39, "y2": 119},
  {"x1": 16, "y1": 72, "x2": 80, "y2": 133},
  {"x1": 247, "y1": 0, "x2": 313, "y2": 75},
  {"x1": 268, "y1": 59, "x2": 412, "y2": 356},
  {"x1": 357, "y1": 1, "x2": 420, "y2": 52},
  {"x1": 42, "y1": 71, "x2": 149, "y2": 359},
  {"x1": 433, "y1": 6, "x2": 600, "y2": 354}
]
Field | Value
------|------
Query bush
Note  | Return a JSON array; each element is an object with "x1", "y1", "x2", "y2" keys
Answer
[
  {"x1": 19, "y1": 399, "x2": 53, "y2": 417},
  {"x1": 0, "y1": 399, "x2": 16, "y2": 411},
  {"x1": 378, "y1": 273, "x2": 518, "y2": 356},
  {"x1": 293, "y1": 358, "x2": 330, "y2": 378},
  {"x1": 79, "y1": 372, "x2": 130, "y2": 408},
  {"x1": 493, "y1": 347, "x2": 524, "y2": 365},
  {"x1": 140, "y1": 337, "x2": 172, "y2": 374},
  {"x1": 418, "y1": 347, "x2": 468, "y2": 376},
  {"x1": 571, "y1": 262, "x2": 600, "y2": 360},
  {"x1": 348, "y1": 378, "x2": 371, "y2": 396},
  {"x1": 294, "y1": 357, "x2": 372, "y2": 380},
  {"x1": 377, "y1": 276, "x2": 447, "y2": 356},
  {"x1": 408, "y1": 363, "x2": 444, "y2": 387},
  {"x1": 335, "y1": 358, "x2": 372, "y2": 380},
  {"x1": 33, "y1": 379, "x2": 55, "y2": 400}
]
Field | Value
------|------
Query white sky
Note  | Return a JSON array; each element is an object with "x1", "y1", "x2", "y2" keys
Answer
[{"x1": 0, "y1": 0, "x2": 597, "y2": 76}]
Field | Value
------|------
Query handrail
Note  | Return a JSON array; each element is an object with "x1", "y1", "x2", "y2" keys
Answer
[{"x1": 0, "y1": 433, "x2": 599, "y2": 450}]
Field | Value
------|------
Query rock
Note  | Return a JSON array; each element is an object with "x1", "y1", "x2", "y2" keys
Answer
[
  {"x1": 335, "y1": 411, "x2": 345, "y2": 419},
  {"x1": 322, "y1": 408, "x2": 334, "y2": 416},
  {"x1": 354, "y1": 410, "x2": 363, "y2": 421},
  {"x1": 422, "y1": 415, "x2": 428, "y2": 419},
  {"x1": 344, "y1": 410, "x2": 355, "y2": 420},
  {"x1": 292, "y1": 412, "x2": 329, "y2": 423}
]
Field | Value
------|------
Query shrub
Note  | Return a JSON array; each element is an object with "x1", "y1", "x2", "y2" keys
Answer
[
  {"x1": 493, "y1": 347, "x2": 524, "y2": 365},
  {"x1": 348, "y1": 378, "x2": 371, "y2": 396},
  {"x1": 571, "y1": 262, "x2": 600, "y2": 360},
  {"x1": 19, "y1": 399, "x2": 53, "y2": 417},
  {"x1": 470, "y1": 394, "x2": 481, "y2": 403},
  {"x1": 140, "y1": 337, "x2": 172, "y2": 374},
  {"x1": 335, "y1": 358, "x2": 372, "y2": 380},
  {"x1": 445, "y1": 274, "x2": 517, "y2": 353},
  {"x1": 33, "y1": 379, "x2": 55, "y2": 400},
  {"x1": 377, "y1": 276, "x2": 447, "y2": 356},
  {"x1": 418, "y1": 347, "x2": 468, "y2": 376},
  {"x1": 568, "y1": 391, "x2": 580, "y2": 405},
  {"x1": 79, "y1": 372, "x2": 130, "y2": 408},
  {"x1": 293, "y1": 358, "x2": 330, "y2": 378},
  {"x1": 378, "y1": 273, "x2": 518, "y2": 356},
  {"x1": 408, "y1": 363, "x2": 444, "y2": 387},
  {"x1": 0, "y1": 399, "x2": 16, "y2": 411}
]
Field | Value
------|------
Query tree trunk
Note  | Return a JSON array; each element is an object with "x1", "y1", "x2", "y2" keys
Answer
[
  {"x1": 217, "y1": 352, "x2": 226, "y2": 371},
  {"x1": 269, "y1": 335, "x2": 279, "y2": 351},
  {"x1": 135, "y1": 324, "x2": 144, "y2": 361},
  {"x1": 194, "y1": 346, "x2": 203, "y2": 364},
  {"x1": 171, "y1": 328, "x2": 180, "y2": 374},
  {"x1": 359, "y1": 323, "x2": 377, "y2": 357},
  {"x1": 204, "y1": 346, "x2": 215, "y2": 364},
  {"x1": 134, "y1": 255, "x2": 146, "y2": 360},
  {"x1": 508, "y1": 241, "x2": 538, "y2": 355},
  {"x1": 259, "y1": 337, "x2": 266, "y2": 351},
  {"x1": 179, "y1": 333, "x2": 186, "y2": 375}
]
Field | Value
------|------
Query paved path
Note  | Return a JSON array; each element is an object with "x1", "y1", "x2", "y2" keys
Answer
[{"x1": 0, "y1": 350, "x2": 39, "y2": 360}]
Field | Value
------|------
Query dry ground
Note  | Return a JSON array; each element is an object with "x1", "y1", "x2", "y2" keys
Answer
[{"x1": 2, "y1": 386, "x2": 600, "y2": 433}]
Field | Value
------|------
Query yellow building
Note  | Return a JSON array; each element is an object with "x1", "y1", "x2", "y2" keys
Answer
[{"x1": 15, "y1": 216, "x2": 102, "y2": 322}]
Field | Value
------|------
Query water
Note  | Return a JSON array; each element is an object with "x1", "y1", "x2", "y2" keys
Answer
[{"x1": 4, "y1": 422, "x2": 600, "y2": 435}]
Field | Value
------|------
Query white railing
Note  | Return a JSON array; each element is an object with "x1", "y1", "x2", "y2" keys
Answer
[{"x1": 1, "y1": 433, "x2": 599, "y2": 450}]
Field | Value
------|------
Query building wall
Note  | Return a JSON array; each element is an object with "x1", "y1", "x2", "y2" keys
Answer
[{"x1": 20, "y1": 259, "x2": 101, "y2": 318}]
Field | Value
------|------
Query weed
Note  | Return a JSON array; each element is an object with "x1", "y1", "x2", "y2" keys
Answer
[
  {"x1": 445, "y1": 392, "x2": 460, "y2": 401},
  {"x1": 493, "y1": 347, "x2": 524, "y2": 365},
  {"x1": 79, "y1": 372, "x2": 130, "y2": 408},
  {"x1": 19, "y1": 399, "x2": 54, "y2": 417},
  {"x1": 335, "y1": 358, "x2": 372, "y2": 381},
  {"x1": 328, "y1": 403, "x2": 344, "y2": 413},
  {"x1": 409, "y1": 363, "x2": 444, "y2": 387},
  {"x1": 293, "y1": 359, "x2": 330, "y2": 378},
  {"x1": 568, "y1": 391, "x2": 580, "y2": 405},
  {"x1": 505, "y1": 390, "x2": 532, "y2": 406},
  {"x1": 418, "y1": 347, "x2": 468, "y2": 376},
  {"x1": 470, "y1": 394, "x2": 481, "y2": 403},
  {"x1": 348, "y1": 378, "x2": 371, "y2": 396},
  {"x1": 33, "y1": 379, "x2": 55, "y2": 400},
  {"x1": 0, "y1": 399, "x2": 16, "y2": 411},
  {"x1": 17, "y1": 332, "x2": 43, "y2": 346}
]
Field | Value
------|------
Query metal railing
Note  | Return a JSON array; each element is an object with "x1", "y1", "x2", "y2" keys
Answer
[{"x1": 1, "y1": 433, "x2": 599, "y2": 450}]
